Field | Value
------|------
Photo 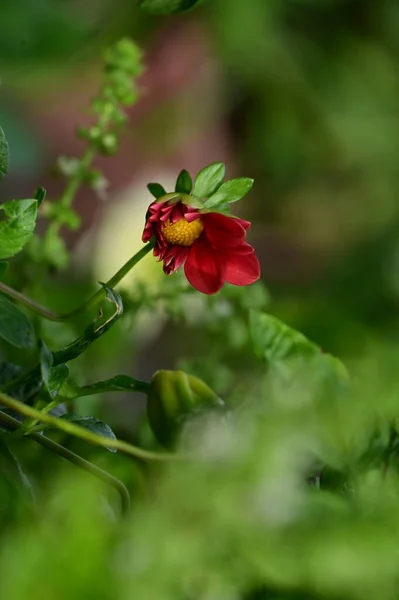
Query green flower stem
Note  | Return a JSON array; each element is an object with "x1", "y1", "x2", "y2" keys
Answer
[
  {"x1": 0, "y1": 391, "x2": 181, "y2": 462},
  {"x1": 0, "y1": 408, "x2": 130, "y2": 514},
  {"x1": 0, "y1": 241, "x2": 155, "y2": 322}
]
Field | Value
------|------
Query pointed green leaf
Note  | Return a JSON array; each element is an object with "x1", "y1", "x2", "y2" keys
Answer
[
  {"x1": 0, "y1": 295, "x2": 35, "y2": 349},
  {"x1": 0, "y1": 126, "x2": 9, "y2": 180},
  {"x1": 48, "y1": 364, "x2": 70, "y2": 399},
  {"x1": 0, "y1": 199, "x2": 38, "y2": 260},
  {"x1": 175, "y1": 169, "x2": 192, "y2": 194},
  {"x1": 204, "y1": 177, "x2": 254, "y2": 208},
  {"x1": 193, "y1": 162, "x2": 225, "y2": 199},
  {"x1": 59, "y1": 415, "x2": 117, "y2": 452},
  {"x1": 138, "y1": 0, "x2": 201, "y2": 15},
  {"x1": 33, "y1": 187, "x2": 46, "y2": 207},
  {"x1": 147, "y1": 182, "x2": 167, "y2": 199},
  {"x1": 58, "y1": 373, "x2": 149, "y2": 400}
]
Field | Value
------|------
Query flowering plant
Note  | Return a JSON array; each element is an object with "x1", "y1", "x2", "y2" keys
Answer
[{"x1": 1, "y1": 2, "x2": 399, "y2": 599}]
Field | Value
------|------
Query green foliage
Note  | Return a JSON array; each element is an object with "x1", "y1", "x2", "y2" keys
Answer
[
  {"x1": 0, "y1": 295, "x2": 34, "y2": 349},
  {"x1": 57, "y1": 373, "x2": 149, "y2": 399},
  {"x1": 193, "y1": 161, "x2": 226, "y2": 198},
  {"x1": 59, "y1": 415, "x2": 117, "y2": 452},
  {"x1": 39, "y1": 339, "x2": 53, "y2": 390},
  {"x1": 0, "y1": 263, "x2": 7, "y2": 280},
  {"x1": 0, "y1": 199, "x2": 38, "y2": 259},
  {"x1": 175, "y1": 169, "x2": 192, "y2": 194},
  {"x1": 47, "y1": 363, "x2": 70, "y2": 399},
  {"x1": 0, "y1": 126, "x2": 9, "y2": 179},
  {"x1": 147, "y1": 182, "x2": 167, "y2": 199},
  {"x1": 204, "y1": 177, "x2": 254, "y2": 208},
  {"x1": 138, "y1": 0, "x2": 202, "y2": 15}
]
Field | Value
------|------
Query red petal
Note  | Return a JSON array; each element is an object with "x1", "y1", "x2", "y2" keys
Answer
[
  {"x1": 202, "y1": 213, "x2": 247, "y2": 249},
  {"x1": 224, "y1": 249, "x2": 261, "y2": 286},
  {"x1": 231, "y1": 216, "x2": 251, "y2": 230},
  {"x1": 163, "y1": 246, "x2": 189, "y2": 274},
  {"x1": 184, "y1": 238, "x2": 225, "y2": 294}
]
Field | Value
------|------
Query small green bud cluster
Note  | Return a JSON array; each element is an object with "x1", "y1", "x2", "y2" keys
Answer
[{"x1": 78, "y1": 38, "x2": 144, "y2": 157}]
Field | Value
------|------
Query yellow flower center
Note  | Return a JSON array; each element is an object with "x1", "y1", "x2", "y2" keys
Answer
[{"x1": 163, "y1": 217, "x2": 204, "y2": 246}]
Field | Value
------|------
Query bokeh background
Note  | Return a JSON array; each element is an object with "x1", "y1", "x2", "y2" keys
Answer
[{"x1": 2, "y1": 0, "x2": 399, "y2": 436}]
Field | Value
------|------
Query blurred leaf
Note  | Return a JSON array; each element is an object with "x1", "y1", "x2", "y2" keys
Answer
[
  {"x1": 0, "y1": 361, "x2": 41, "y2": 402},
  {"x1": 0, "y1": 295, "x2": 35, "y2": 349},
  {"x1": 0, "y1": 199, "x2": 37, "y2": 260},
  {"x1": 52, "y1": 284, "x2": 123, "y2": 365},
  {"x1": 0, "y1": 438, "x2": 34, "y2": 499},
  {"x1": 33, "y1": 187, "x2": 46, "y2": 207},
  {"x1": 193, "y1": 162, "x2": 225, "y2": 198},
  {"x1": 0, "y1": 262, "x2": 8, "y2": 281},
  {"x1": 249, "y1": 311, "x2": 319, "y2": 363},
  {"x1": 39, "y1": 340, "x2": 53, "y2": 390},
  {"x1": 175, "y1": 169, "x2": 192, "y2": 194},
  {"x1": 59, "y1": 415, "x2": 117, "y2": 452},
  {"x1": 147, "y1": 183, "x2": 167, "y2": 199},
  {"x1": 48, "y1": 364, "x2": 70, "y2": 399},
  {"x1": 138, "y1": 0, "x2": 201, "y2": 15},
  {"x1": 59, "y1": 374, "x2": 148, "y2": 399},
  {"x1": 0, "y1": 126, "x2": 9, "y2": 179},
  {"x1": 204, "y1": 177, "x2": 254, "y2": 208}
]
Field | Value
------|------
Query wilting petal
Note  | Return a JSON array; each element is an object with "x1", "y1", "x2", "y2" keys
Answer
[
  {"x1": 142, "y1": 221, "x2": 154, "y2": 242},
  {"x1": 224, "y1": 249, "x2": 261, "y2": 286},
  {"x1": 202, "y1": 213, "x2": 247, "y2": 249},
  {"x1": 184, "y1": 210, "x2": 202, "y2": 223},
  {"x1": 163, "y1": 246, "x2": 190, "y2": 274},
  {"x1": 184, "y1": 238, "x2": 225, "y2": 294}
]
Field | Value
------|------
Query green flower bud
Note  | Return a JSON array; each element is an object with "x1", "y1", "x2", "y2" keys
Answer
[{"x1": 147, "y1": 370, "x2": 224, "y2": 448}]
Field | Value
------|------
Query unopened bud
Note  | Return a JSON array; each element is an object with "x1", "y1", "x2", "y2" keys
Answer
[{"x1": 147, "y1": 370, "x2": 224, "y2": 448}]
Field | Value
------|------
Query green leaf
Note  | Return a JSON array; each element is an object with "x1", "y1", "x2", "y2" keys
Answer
[
  {"x1": 175, "y1": 169, "x2": 192, "y2": 194},
  {"x1": 0, "y1": 295, "x2": 35, "y2": 349},
  {"x1": 0, "y1": 262, "x2": 8, "y2": 280},
  {"x1": 193, "y1": 162, "x2": 226, "y2": 199},
  {"x1": 249, "y1": 311, "x2": 349, "y2": 390},
  {"x1": 39, "y1": 340, "x2": 54, "y2": 390},
  {"x1": 33, "y1": 187, "x2": 46, "y2": 207},
  {"x1": 0, "y1": 199, "x2": 38, "y2": 260},
  {"x1": 0, "y1": 361, "x2": 41, "y2": 402},
  {"x1": 147, "y1": 183, "x2": 167, "y2": 199},
  {"x1": 48, "y1": 364, "x2": 70, "y2": 399},
  {"x1": 249, "y1": 311, "x2": 319, "y2": 363},
  {"x1": 0, "y1": 126, "x2": 9, "y2": 180},
  {"x1": 0, "y1": 438, "x2": 34, "y2": 500},
  {"x1": 59, "y1": 415, "x2": 117, "y2": 453},
  {"x1": 58, "y1": 374, "x2": 149, "y2": 400},
  {"x1": 52, "y1": 284, "x2": 123, "y2": 366},
  {"x1": 204, "y1": 177, "x2": 254, "y2": 208},
  {"x1": 138, "y1": 0, "x2": 201, "y2": 15}
]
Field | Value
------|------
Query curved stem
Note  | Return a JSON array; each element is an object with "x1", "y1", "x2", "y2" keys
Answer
[
  {"x1": 0, "y1": 391, "x2": 183, "y2": 462},
  {"x1": 0, "y1": 241, "x2": 154, "y2": 322},
  {"x1": 0, "y1": 409, "x2": 130, "y2": 514}
]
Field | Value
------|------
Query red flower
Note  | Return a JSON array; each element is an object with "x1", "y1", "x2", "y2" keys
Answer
[{"x1": 142, "y1": 197, "x2": 260, "y2": 294}]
